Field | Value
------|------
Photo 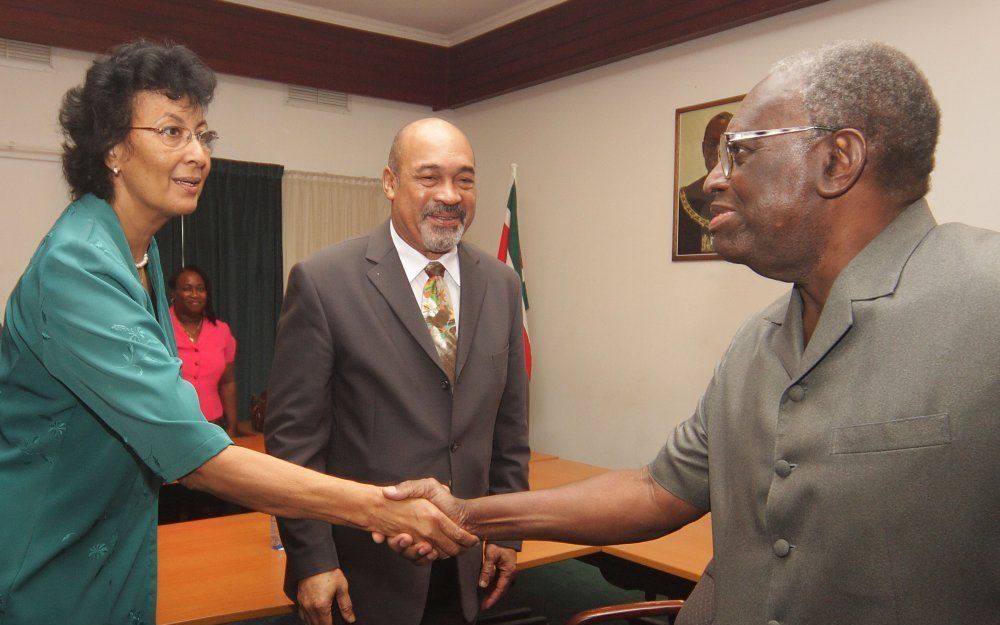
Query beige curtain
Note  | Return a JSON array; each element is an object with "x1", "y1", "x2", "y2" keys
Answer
[{"x1": 281, "y1": 170, "x2": 389, "y2": 284}]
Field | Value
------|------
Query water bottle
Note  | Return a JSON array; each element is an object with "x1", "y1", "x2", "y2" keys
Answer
[{"x1": 269, "y1": 515, "x2": 284, "y2": 551}]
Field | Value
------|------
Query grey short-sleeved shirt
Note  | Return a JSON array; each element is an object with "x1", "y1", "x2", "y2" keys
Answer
[{"x1": 650, "y1": 200, "x2": 1000, "y2": 625}]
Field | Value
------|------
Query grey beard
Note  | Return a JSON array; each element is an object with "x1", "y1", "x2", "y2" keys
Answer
[{"x1": 420, "y1": 203, "x2": 466, "y2": 253}]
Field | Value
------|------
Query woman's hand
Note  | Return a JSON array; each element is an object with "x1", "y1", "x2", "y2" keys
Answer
[
  {"x1": 368, "y1": 478, "x2": 476, "y2": 563},
  {"x1": 219, "y1": 362, "x2": 238, "y2": 436},
  {"x1": 371, "y1": 478, "x2": 473, "y2": 563}
]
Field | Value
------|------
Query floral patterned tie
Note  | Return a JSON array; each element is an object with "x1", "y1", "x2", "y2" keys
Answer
[{"x1": 422, "y1": 261, "x2": 457, "y2": 383}]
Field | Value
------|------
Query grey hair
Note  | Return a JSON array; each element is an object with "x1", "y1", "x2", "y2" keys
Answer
[{"x1": 772, "y1": 40, "x2": 940, "y2": 203}]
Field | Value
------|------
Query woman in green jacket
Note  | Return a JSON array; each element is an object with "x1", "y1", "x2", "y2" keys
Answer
[{"x1": 0, "y1": 40, "x2": 472, "y2": 625}]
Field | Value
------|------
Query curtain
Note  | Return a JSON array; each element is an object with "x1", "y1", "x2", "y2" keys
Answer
[
  {"x1": 281, "y1": 170, "x2": 389, "y2": 285},
  {"x1": 157, "y1": 158, "x2": 284, "y2": 422}
]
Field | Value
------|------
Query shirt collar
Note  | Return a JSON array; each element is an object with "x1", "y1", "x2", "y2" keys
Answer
[
  {"x1": 389, "y1": 220, "x2": 461, "y2": 285},
  {"x1": 762, "y1": 198, "x2": 936, "y2": 324}
]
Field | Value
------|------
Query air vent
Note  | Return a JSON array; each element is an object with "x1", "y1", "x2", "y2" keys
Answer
[
  {"x1": 0, "y1": 38, "x2": 52, "y2": 70},
  {"x1": 286, "y1": 85, "x2": 350, "y2": 113}
]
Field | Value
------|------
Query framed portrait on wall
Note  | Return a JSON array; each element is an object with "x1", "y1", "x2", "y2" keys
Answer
[{"x1": 672, "y1": 95, "x2": 744, "y2": 261}]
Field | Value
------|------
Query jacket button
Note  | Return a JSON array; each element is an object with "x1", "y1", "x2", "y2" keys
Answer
[
  {"x1": 774, "y1": 460, "x2": 793, "y2": 478},
  {"x1": 450, "y1": 442, "x2": 460, "y2": 453},
  {"x1": 787, "y1": 385, "x2": 805, "y2": 402},
  {"x1": 440, "y1": 379, "x2": 451, "y2": 390},
  {"x1": 773, "y1": 539, "x2": 791, "y2": 557}
]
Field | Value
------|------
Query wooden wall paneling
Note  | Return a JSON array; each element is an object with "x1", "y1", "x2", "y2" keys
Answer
[
  {"x1": 450, "y1": 0, "x2": 736, "y2": 97},
  {"x1": 0, "y1": 0, "x2": 448, "y2": 107},
  {"x1": 445, "y1": 0, "x2": 828, "y2": 107},
  {"x1": 190, "y1": 1, "x2": 447, "y2": 103},
  {"x1": 0, "y1": 0, "x2": 830, "y2": 109}
]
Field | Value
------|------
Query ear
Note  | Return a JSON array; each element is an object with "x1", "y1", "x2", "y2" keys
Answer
[
  {"x1": 817, "y1": 129, "x2": 866, "y2": 199},
  {"x1": 382, "y1": 166, "x2": 397, "y2": 201}
]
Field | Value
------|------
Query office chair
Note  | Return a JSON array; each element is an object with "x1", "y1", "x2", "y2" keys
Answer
[{"x1": 566, "y1": 559, "x2": 714, "y2": 625}]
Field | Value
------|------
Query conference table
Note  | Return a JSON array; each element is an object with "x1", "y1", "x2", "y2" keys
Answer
[
  {"x1": 157, "y1": 442, "x2": 711, "y2": 624},
  {"x1": 524, "y1": 457, "x2": 713, "y2": 586}
]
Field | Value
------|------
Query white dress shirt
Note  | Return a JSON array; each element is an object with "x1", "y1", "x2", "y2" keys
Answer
[{"x1": 389, "y1": 220, "x2": 461, "y2": 334}]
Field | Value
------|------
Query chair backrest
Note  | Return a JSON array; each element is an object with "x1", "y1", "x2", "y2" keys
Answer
[
  {"x1": 565, "y1": 599, "x2": 683, "y2": 625},
  {"x1": 565, "y1": 558, "x2": 715, "y2": 625}
]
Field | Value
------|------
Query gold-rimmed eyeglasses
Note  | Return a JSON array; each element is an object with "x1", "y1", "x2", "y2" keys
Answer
[
  {"x1": 718, "y1": 125, "x2": 837, "y2": 179},
  {"x1": 131, "y1": 126, "x2": 219, "y2": 152}
]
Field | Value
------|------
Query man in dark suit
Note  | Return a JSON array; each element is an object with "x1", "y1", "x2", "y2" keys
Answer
[{"x1": 266, "y1": 118, "x2": 529, "y2": 625}]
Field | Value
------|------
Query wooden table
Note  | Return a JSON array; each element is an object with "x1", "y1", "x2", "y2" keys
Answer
[
  {"x1": 231, "y1": 432, "x2": 265, "y2": 453},
  {"x1": 528, "y1": 450, "x2": 557, "y2": 462},
  {"x1": 157, "y1": 456, "x2": 712, "y2": 624},
  {"x1": 528, "y1": 457, "x2": 607, "y2": 489},
  {"x1": 603, "y1": 514, "x2": 712, "y2": 582},
  {"x1": 523, "y1": 458, "x2": 712, "y2": 580},
  {"x1": 518, "y1": 457, "x2": 605, "y2": 569},
  {"x1": 158, "y1": 454, "x2": 598, "y2": 624},
  {"x1": 157, "y1": 513, "x2": 291, "y2": 625},
  {"x1": 529, "y1": 458, "x2": 712, "y2": 598}
]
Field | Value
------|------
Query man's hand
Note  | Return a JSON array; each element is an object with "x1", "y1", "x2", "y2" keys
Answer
[
  {"x1": 368, "y1": 478, "x2": 477, "y2": 563},
  {"x1": 479, "y1": 543, "x2": 517, "y2": 609},
  {"x1": 372, "y1": 478, "x2": 473, "y2": 563},
  {"x1": 297, "y1": 569, "x2": 355, "y2": 625}
]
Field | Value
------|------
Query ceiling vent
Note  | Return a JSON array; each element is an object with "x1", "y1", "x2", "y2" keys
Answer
[
  {"x1": 286, "y1": 85, "x2": 350, "y2": 113},
  {"x1": 0, "y1": 38, "x2": 52, "y2": 71}
]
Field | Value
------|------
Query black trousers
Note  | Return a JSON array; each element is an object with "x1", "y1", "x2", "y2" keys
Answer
[{"x1": 419, "y1": 559, "x2": 472, "y2": 625}]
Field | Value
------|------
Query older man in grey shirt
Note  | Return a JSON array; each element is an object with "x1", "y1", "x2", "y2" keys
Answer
[{"x1": 382, "y1": 41, "x2": 1000, "y2": 625}]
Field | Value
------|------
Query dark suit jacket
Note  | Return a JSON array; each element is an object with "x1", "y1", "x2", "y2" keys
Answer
[{"x1": 265, "y1": 220, "x2": 530, "y2": 624}]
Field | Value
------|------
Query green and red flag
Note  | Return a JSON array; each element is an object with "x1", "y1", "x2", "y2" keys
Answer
[{"x1": 497, "y1": 164, "x2": 532, "y2": 379}]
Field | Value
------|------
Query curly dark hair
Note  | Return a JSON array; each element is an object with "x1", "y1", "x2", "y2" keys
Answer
[
  {"x1": 168, "y1": 265, "x2": 218, "y2": 323},
  {"x1": 59, "y1": 40, "x2": 216, "y2": 201}
]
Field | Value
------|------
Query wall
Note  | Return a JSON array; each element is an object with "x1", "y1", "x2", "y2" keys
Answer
[
  {"x1": 0, "y1": 47, "x2": 434, "y2": 302},
  {"x1": 452, "y1": 0, "x2": 1000, "y2": 468},
  {"x1": 2, "y1": 0, "x2": 997, "y2": 469}
]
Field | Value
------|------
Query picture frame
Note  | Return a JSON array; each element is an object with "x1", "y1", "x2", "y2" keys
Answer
[{"x1": 672, "y1": 94, "x2": 744, "y2": 261}]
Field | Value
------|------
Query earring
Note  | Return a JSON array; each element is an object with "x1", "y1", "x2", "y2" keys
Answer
[{"x1": 112, "y1": 166, "x2": 120, "y2": 176}]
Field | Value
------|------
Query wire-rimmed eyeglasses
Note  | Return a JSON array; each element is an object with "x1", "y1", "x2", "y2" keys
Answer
[
  {"x1": 131, "y1": 126, "x2": 219, "y2": 152},
  {"x1": 717, "y1": 125, "x2": 837, "y2": 179}
]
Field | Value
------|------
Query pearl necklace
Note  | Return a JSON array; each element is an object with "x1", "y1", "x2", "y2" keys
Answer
[{"x1": 135, "y1": 253, "x2": 149, "y2": 269}]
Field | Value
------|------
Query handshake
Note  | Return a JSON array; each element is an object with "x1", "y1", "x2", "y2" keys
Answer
[{"x1": 367, "y1": 478, "x2": 479, "y2": 564}]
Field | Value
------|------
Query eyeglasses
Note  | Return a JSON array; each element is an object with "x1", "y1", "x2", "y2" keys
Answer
[
  {"x1": 718, "y1": 125, "x2": 837, "y2": 179},
  {"x1": 131, "y1": 126, "x2": 219, "y2": 152}
]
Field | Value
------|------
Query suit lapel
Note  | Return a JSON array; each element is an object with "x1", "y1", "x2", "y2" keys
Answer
[
  {"x1": 455, "y1": 244, "x2": 485, "y2": 381},
  {"x1": 788, "y1": 200, "x2": 937, "y2": 381},
  {"x1": 796, "y1": 284, "x2": 854, "y2": 381},
  {"x1": 763, "y1": 290, "x2": 800, "y2": 381},
  {"x1": 365, "y1": 222, "x2": 444, "y2": 374}
]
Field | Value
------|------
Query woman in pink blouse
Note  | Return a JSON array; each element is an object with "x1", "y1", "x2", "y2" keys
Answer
[{"x1": 168, "y1": 266, "x2": 238, "y2": 435}]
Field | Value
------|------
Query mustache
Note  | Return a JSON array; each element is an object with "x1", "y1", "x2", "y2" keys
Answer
[{"x1": 421, "y1": 202, "x2": 466, "y2": 221}]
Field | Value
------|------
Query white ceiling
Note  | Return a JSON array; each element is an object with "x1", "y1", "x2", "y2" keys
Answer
[{"x1": 224, "y1": 0, "x2": 568, "y2": 46}]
